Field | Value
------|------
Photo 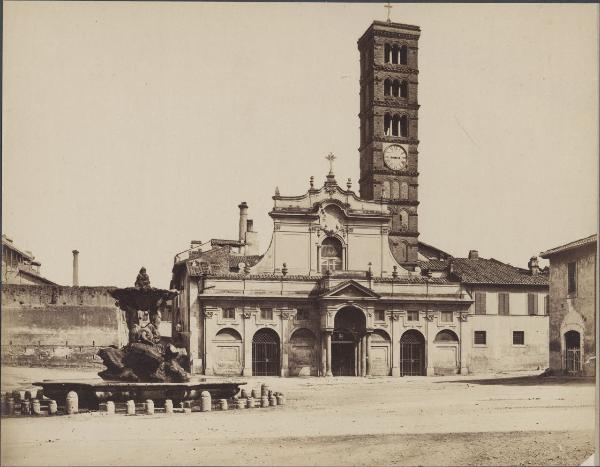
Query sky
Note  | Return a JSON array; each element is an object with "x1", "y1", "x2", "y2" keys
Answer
[{"x1": 2, "y1": 2, "x2": 598, "y2": 288}]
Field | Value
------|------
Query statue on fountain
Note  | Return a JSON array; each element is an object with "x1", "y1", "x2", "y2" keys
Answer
[{"x1": 97, "y1": 269, "x2": 190, "y2": 383}]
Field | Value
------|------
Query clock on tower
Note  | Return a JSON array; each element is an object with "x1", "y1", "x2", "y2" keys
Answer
[{"x1": 357, "y1": 20, "x2": 421, "y2": 267}]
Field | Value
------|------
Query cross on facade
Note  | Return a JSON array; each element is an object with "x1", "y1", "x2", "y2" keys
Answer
[
  {"x1": 384, "y1": 2, "x2": 393, "y2": 22},
  {"x1": 326, "y1": 152, "x2": 336, "y2": 174}
]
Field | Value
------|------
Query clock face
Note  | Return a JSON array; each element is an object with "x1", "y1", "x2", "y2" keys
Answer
[{"x1": 383, "y1": 145, "x2": 408, "y2": 171}]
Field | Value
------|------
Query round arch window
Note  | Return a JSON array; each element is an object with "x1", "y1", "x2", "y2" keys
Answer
[{"x1": 321, "y1": 237, "x2": 343, "y2": 273}]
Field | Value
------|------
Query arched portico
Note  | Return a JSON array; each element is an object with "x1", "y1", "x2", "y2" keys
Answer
[{"x1": 326, "y1": 305, "x2": 372, "y2": 377}]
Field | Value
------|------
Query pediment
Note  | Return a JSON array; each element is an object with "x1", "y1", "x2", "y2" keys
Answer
[{"x1": 322, "y1": 280, "x2": 380, "y2": 299}]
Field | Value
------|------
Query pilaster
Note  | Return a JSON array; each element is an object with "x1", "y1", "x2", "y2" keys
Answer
[
  {"x1": 390, "y1": 311, "x2": 402, "y2": 376},
  {"x1": 242, "y1": 309, "x2": 254, "y2": 377}
]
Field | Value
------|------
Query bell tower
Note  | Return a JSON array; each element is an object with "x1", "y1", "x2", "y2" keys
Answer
[{"x1": 357, "y1": 19, "x2": 421, "y2": 267}]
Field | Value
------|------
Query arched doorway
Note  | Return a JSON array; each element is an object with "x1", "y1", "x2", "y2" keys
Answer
[
  {"x1": 252, "y1": 328, "x2": 280, "y2": 376},
  {"x1": 400, "y1": 330, "x2": 425, "y2": 376},
  {"x1": 213, "y1": 328, "x2": 243, "y2": 376},
  {"x1": 432, "y1": 329, "x2": 459, "y2": 375},
  {"x1": 332, "y1": 307, "x2": 366, "y2": 376},
  {"x1": 564, "y1": 330, "x2": 581, "y2": 374}
]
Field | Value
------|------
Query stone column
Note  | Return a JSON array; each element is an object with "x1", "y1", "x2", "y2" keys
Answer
[
  {"x1": 242, "y1": 311, "x2": 253, "y2": 376},
  {"x1": 365, "y1": 331, "x2": 373, "y2": 376},
  {"x1": 357, "y1": 337, "x2": 362, "y2": 376},
  {"x1": 360, "y1": 335, "x2": 367, "y2": 376},
  {"x1": 324, "y1": 331, "x2": 333, "y2": 377},
  {"x1": 459, "y1": 312, "x2": 469, "y2": 375},
  {"x1": 320, "y1": 333, "x2": 327, "y2": 376},
  {"x1": 203, "y1": 309, "x2": 216, "y2": 376},
  {"x1": 425, "y1": 312, "x2": 435, "y2": 376},
  {"x1": 391, "y1": 312, "x2": 401, "y2": 376},
  {"x1": 280, "y1": 310, "x2": 293, "y2": 377},
  {"x1": 72, "y1": 250, "x2": 79, "y2": 287},
  {"x1": 316, "y1": 245, "x2": 321, "y2": 273}
]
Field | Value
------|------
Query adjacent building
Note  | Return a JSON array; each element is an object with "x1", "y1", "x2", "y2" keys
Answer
[
  {"x1": 541, "y1": 234, "x2": 597, "y2": 376},
  {"x1": 2, "y1": 234, "x2": 56, "y2": 285}
]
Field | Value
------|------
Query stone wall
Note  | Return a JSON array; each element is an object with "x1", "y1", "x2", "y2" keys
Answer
[
  {"x1": 1, "y1": 284, "x2": 127, "y2": 367},
  {"x1": 547, "y1": 243, "x2": 596, "y2": 376}
]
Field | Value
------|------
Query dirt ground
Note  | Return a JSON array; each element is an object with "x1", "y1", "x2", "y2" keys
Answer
[{"x1": 0, "y1": 366, "x2": 596, "y2": 466}]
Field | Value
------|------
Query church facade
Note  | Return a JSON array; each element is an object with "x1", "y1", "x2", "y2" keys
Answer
[{"x1": 170, "y1": 20, "x2": 549, "y2": 377}]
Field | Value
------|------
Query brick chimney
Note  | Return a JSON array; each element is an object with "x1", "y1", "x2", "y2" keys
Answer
[
  {"x1": 72, "y1": 250, "x2": 79, "y2": 286},
  {"x1": 528, "y1": 256, "x2": 540, "y2": 275},
  {"x1": 468, "y1": 250, "x2": 479, "y2": 260},
  {"x1": 238, "y1": 202, "x2": 248, "y2": 244}
]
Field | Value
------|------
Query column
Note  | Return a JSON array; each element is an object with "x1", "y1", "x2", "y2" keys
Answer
[
  {"x1": 280, "y1": 311, "x2": 291, "y2": 377},
  {"x1": 391, "y1": 313, "x2": 401, "y2": 376},
  {"x1": 360, "y1": 335, "x2": 367, "y2": 376},
  {"x1": 242, "y1": 311, "x2": 253, "y2": 376},
  {"x1": 459, "y1": 313, "x2": 469, "y2": 375},
  {"x1": 365, "y1": 331, "x2": 373, "y2": 376},
  {"x1": 325, "y1": 331, "x2": 333, "y2": 377},
  {"x1": 203, "y1": 309, "x2": 216, "y2": 376},
  {"x1": 320, "y1": 333, "x2": 327, "y2": 376},
  {"x1": 357, "y1": 337, "x2": 362, "y2": 376},
  {"x1": 316, "y1": 245, "x2": 321, "y2": 272},
  {"x1": 425, "y1": 314, "x2": 434, "y2": 376}
]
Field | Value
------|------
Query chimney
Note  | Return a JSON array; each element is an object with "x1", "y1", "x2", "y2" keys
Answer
[
  {"x1": 72, "y1": 250, "x2": 79, "y2": 286},
  {"x1": 245, "y1": 219, "x2": 260, "y2": 255},
  {"x1": 238, "y1": 202, "x2": 248, "y2": 243},
  {"x1": 528, "y1": 256, "x2": 540, "y2": 275},
  {"x1": 468, "y1": 250, "x2": 479, "y2": 260}
]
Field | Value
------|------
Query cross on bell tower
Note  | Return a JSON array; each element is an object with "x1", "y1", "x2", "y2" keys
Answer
[
  {"x1": 357, "y1": 18, "x2": 421, "y2": 267},
  {"x1": 384, "y1": 2, "x2": 393, "y2": 22}
]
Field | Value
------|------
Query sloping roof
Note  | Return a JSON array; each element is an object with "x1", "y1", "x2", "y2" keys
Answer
[
  {"x1": 417, "y1": 259, "x2": 449, "y2": 272},
  {"x1": 450, "y1": 258, "x2": 548, "y2": 286},
  {"x1": 183, "y1": 247, "x2": 264, "y2": 277},
  {"x1": 227, "y1": 255, "x2": 263, "y2": 268},
  {"x1": 2, "y1": 235, "x2": 34, "y2": 261},
  {"x1": 17, "y1": 267, "x2": 58, "y2": 285},
  {"x1": 418, "y1": 241, "x2": 453, "y2": 260},
  {"x1": 540, "y1": 234, "x2": 597, "y2": 258}
]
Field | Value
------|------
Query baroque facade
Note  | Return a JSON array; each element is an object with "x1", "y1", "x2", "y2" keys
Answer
[{"x1": 170, "y1": 20, "x2": 549, "y2": 377}]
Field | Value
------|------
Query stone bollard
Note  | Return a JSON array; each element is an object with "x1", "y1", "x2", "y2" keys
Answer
[
  {"x1": 32, "y1": 399, "x2": 42, "y2": 416},
  {"x1": 269, "y1": 395, "x2": 277, "y2": 406},
  {"x1": 145, "y1": 399, "x2": 155, "y2": 415},
  {"x1": 200, "y1": 391, "x2": 211, "y2": 412},
  {"x1": 261, "y1": 384, "x2": 269, "y2": 398},
  {"x1": 183, "y1": 401, "x2": 192, "y2": 414},
  {"x1": 48, "y1": 400, "x2": 57, "y2": 415},
  {"x1": 126, "y1": 400, "x2": 136, "y2": 415},
  {"x1": 247, "y1": 397, "x2": 257, "y2": 409},
  {"x1": 218, "y1": 399, "x2": 228, "y2": 411},
  {"x1": 236, "y1": 399, "x2": 246, "y2": 409},
  {"x1": 276, "y1": 393, "x2": 285, "y2": 406},
  {"x1": 164, "y1": 399, "x2": 174, "y2": 414},
  {"x1": 21, "y1": 400, "x2": 31, "y2": 416},
  {"x1": 261, "y1": 396, "x2": 269, "y2": 408},
  {"x1": 106, "y1": 401, "x2": 115, "y2": 415},
  {"x1": 251, "y1": 389, "x2": 260, "y2": 399},
  {"x1": 240, "y1": 389, "x2": 248, "y2": 399},
  {"x1": 66, "y1": 391, "x2": 78, "y2": 415}
]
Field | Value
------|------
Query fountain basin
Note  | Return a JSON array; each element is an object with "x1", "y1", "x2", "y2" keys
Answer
[{"x1": 34, "y1": 378, "x2": 246, "y2": 409}]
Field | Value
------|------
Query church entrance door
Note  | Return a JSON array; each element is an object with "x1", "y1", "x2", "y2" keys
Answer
[
  {"x1": 400, "y1": 330, "x2": 425, "y2": 376},
  {"x1": 252, "y1": 328, "x2": 280, "y2": 376},
  {"x1": 331, "y1": 306, "x2": 366, "y2": 377}
]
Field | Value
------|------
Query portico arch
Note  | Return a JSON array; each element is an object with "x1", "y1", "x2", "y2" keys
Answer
[{"x1": 331, "y1": 306, "x2": 367, "y2": 376}]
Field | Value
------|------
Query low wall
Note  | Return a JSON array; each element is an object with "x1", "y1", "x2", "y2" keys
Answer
[{"x1": 1, "y1": 284, "x2": 127, "y2": 367}]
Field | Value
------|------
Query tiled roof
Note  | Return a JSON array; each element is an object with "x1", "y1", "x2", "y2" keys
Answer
[
  {"x1": 183, "y1": 247, "x2": 264, "y2": 277},
  {"x1": 227, "y1": 255, "x2": 263, "y2": 268},
  {"x1": 210, "y1": 239, "x2": 244, "y2": 247},
  {"x1": 417, "y1": 259, "x2": 449, "y2": 272},
  {"x1": 540, "y1": 234, "x2": 597, "y2": 258},
  {"x1": 450, "y1": 258, "x2": 548, "y2": 286}
]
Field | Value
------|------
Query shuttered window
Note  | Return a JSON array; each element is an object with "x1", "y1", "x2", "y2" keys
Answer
[
  {"x1": 440, "y1": 311, "x2": 453, "y2": 322},
  {"x1": 474, "y1": 292, "x2": 486, "y2": 315},
  {"x1": 375, "y1": 310, "x2": 385, "y2": 321},
  {"x1": 498, "y1": 293, "x2": 510, "y2": 315},
  {"x1": 567, "y1": 262, "x2": 577, "y2": 294},
  {"x1": 261, "y1": 308, "x2": 273, "y2": 320},
  {"x1": 406, "y1": 311, "x2": 419, "y2": 321},
  {"x1": 223, "y1": 308, "x2": 235, "y2": 319},
  {"x1": 527, "y1": 294, "x2": 538, "y2": 316}
]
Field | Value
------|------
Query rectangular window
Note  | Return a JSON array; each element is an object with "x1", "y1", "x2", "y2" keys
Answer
[
  {"x1": 527, "y1": 293, "x2": 538, "y2": 316},
  {"x1": 498, "y1": 293, "x2": 510, "y2": 316},
  {"x1": 260, "y1": 308, "x2": 273, "y2": 320},
  {"x1": 567, "y1": 262, "x2": 577, "y2": 294},
  {"x1": 513, "y1": 331, "x2": 525, "y2": 345},
  {"x1": 375, "y1": 310, "x2": 385, "y2": 322},
  {"x1": 544, "y1": 295, "x2": 549, "y2": 315},
  {"x1": 474, "y1": 292, "x2": 486, "y2": 315},
  {"x1": 440, "y1": 311, "x2": 453, "y2": 323},
  {"x1": 296, "y1": 309, "x2": 309, "y2": 321},
  {"x1": 474, "y1": 331, "x2": 487, "y2": 345},
  {"x1": 406, "y1": 311, "x2": 419, "y2": 321},
  {"x1": 223, "y1": 308, "x2": 235, "y2": 320}
]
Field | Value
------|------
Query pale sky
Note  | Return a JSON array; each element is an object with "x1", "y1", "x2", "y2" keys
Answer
[{"x1": 2, "y1": 2, "x2": 598, "y2": 288}]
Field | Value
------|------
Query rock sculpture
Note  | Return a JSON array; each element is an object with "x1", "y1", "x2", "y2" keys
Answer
[{"x1": 97, "y1": 269, "x2": 190, "y2": 383}]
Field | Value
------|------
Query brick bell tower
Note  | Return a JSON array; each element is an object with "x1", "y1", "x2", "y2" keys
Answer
[{"x1": 357, "y1": 19, "x2": 421, "y2": 268}]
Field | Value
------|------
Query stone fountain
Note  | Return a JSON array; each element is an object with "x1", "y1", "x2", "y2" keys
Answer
[{"x1": 34, "y1": 268, "x2": 245, "y2": 409}]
